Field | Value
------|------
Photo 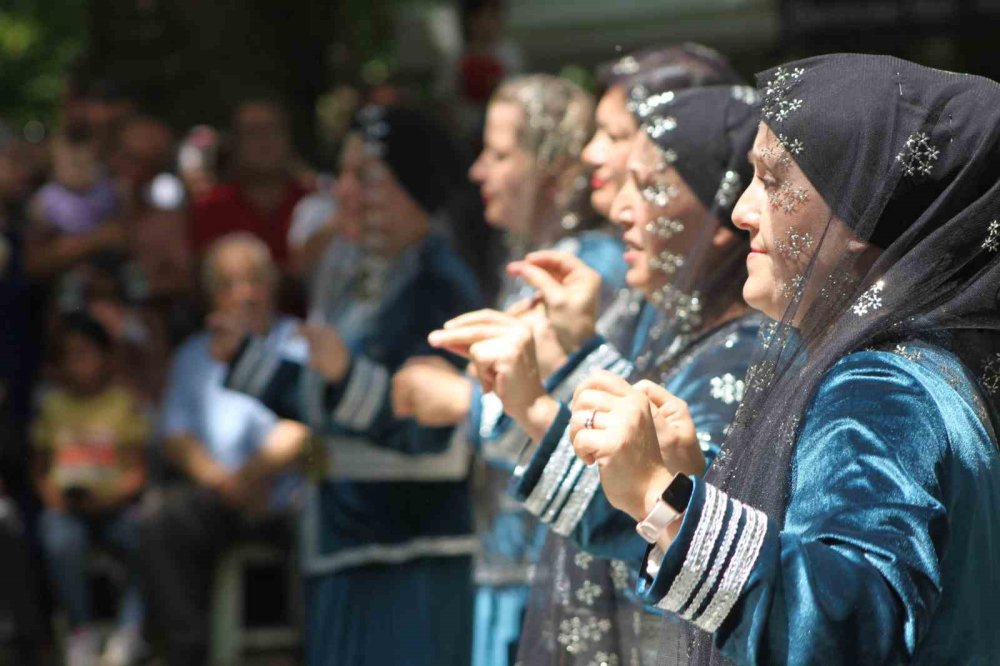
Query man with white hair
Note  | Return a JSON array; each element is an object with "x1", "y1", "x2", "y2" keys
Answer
[{"x1": 140, "y1": 232, "x2": 307, "y2": 666}]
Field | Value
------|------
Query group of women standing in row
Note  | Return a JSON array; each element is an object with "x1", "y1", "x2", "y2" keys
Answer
[{"x1": 211, "y1": 42, "x2": 1000, "y2": 666}]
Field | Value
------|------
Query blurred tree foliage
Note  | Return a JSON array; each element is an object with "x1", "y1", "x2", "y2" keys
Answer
[{"x1": 0, "y1": 0, "x2": 88, "y2": 128}]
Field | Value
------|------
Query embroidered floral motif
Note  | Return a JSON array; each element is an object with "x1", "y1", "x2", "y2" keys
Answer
[
  {"x1": 575, "y1": 580, "x2": 603, "y2": 606},
  {"x1": 768, "y1": 181, "x2": 809, "y2": 214},
  {"x1": 852, "y1": 280, "x2": 885, "y2": 316},
  {"x1": 641, "y1": 183, "x2": 679, "y2": 207},
  {"x1": 710, "y1": 373, "x2": 746, "y2": 405},
  {"x1": 696, "y1": 430, "x2": 712, "y2": 452},
  {"x1": 645, "y1": 217, "x2": 685, "y2": 240},
  {"x1": 574, "y1": 550, "x2": 594, "y2": 571},
  {"x1": 610, "y1": 560, "x2": 630, "y2": 592},
  {"x1": 612, "y1": 55, "x2": 640, "y2": 76},
  {"x1": 715, "y1": 170, "x2": 742, "y2": 209},
  {"x1": 981, "y1": 352, "x2": 1000, "y2": 395},
  {"x1": 649, "y1": 249, "x2": 685, "y2": 274},
  {"x1": 893, "y1": 344, "x2": 924, "y2": 363},
  {"x1": 780, "y1": 274, "x2": 805, "y2": 299},
  {"x1": 983, "y1": 220, "x2": 1000, "y2": 253},
  {"x1": 896, "y1": 132, "x2": 940, "y2": 177},
  {"x1": 745, "y1": 360, "x2": 777, "y2": 390},
  {"x1": 558, "y1": 616, "x2": 612, "y2": 655},
  {"x1": 645, "y1": 115, "x2": 677, "y2": 140},
  {"x1": 759, "y1": 133, "x2": 804, "y2": 170},
  {"x1": 761, "y1": 66, "x2": 805, "y2": 123},
  {"x1": 588, "y1": 652, "x2": 620, "y2": 666},
  {"x1": 775, "y1": 229, "x2": 814, "y2": 259},
  {"x1": 652, "y1": 285, "x2": 702, "y2": 334},
  {"x1": 819, "y1": 270, "x2": 860, "y2": 301},
  {"x1": 732, "y1": 85, "x2": 759, "y2": 105}
]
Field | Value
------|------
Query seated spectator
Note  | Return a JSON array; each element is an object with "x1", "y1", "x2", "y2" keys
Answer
[
  {"x1": 140, "y1": 233, "x2": 307, "y2": 666},
  {"x1": 188, "y1": 99, "x2": 309, "y2": 268},
  {"x1": 24, "y1": 129, "x2": 124, "y2": 281},
  {"x1": 33, "y1": 313, "x2": 149, "y2": 666}
]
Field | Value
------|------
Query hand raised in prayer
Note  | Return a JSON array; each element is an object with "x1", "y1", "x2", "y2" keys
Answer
[
  {"x1": 569, "y1": 370, "x2": 673, "y2": 521},
  {"x1": 391, "y1": 356, "x2": 472, "y2": 426},
  {"x1": 507, "y1": 250, "x2": 601, "y2": 355},
  {"x1": 299, "y1": 322, "x2": 352, "y2": 383}
]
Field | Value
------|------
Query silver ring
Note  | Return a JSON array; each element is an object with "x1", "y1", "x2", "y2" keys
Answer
[{"x1": 584, "y1": 409, "x2": 597, "y2": 430}]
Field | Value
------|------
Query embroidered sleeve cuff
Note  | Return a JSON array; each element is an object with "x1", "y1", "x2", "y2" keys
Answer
[
  {"x1": 543, "y1": 334, "x2": 606, "y2": 392},
  {"x1": 327, "y1": 354, "x2": 390, "y2": 432},
  {"x1": 225, "y1": 335, "x2": 282, "y2": 400},
  {"x1": 509, "y1": 402, "x2": 572, "y2": 501},
  {"x1": 637, "y1": 478, "x2": 769, "y2": 634}
]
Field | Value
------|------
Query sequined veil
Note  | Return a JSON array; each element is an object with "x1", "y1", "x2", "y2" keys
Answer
[
  {"x1": 660, "y1": 55, "x2": 1000, "y2": 666},
  {"x1": 515, "y1": 81, "x2": 761, "y2": 666}
]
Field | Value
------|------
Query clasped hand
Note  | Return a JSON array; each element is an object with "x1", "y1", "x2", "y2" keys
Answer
[{"x1": 568, "y1": 370, "x2": 705, "y2": 521}]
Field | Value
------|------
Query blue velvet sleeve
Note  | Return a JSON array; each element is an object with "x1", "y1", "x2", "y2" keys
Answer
[{"x1": 637, "y1": 351, "x2": 997, "y2": 666}]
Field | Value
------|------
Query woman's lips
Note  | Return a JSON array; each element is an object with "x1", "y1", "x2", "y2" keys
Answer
[{"x1": 591, "y1": 173, "x2": 608, "y2": 190}]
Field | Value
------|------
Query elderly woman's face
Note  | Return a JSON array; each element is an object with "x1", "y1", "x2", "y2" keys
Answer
[
  {"x1": 733, "y1": 123, "x2": 865, "y2": 321},
  {"x1": 334, "y1": 133, "x2": 428, "y2": 255},
  {"x1": 469, "y1": 101, "x2": 540, "y2": 234},
  {"x1": 582, "y1": 85, "x2": 640, "y2": 218},
  {"x1": 609, "y1": 132, "x2": 711, "y2": 300},
  {"x1": 209, "y1": 244, "x2": 275, "y2": 335}
]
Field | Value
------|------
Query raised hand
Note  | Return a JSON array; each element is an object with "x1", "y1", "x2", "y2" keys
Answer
[
  {"x1": 391, "y1": 356, "x2": 472, "y2": 426},
  {"x1": 569, "y1": 370, "x2": 673, "y2": 521},
  {"x1": 633, "y1": 380, "x2": 705, "y2": 476},
  {"x1": 299, "y1": 322, "x2": 352, "y2": 382},
  {"x1": 507, "y1": 250, "x2": 602, "y2": 354}
]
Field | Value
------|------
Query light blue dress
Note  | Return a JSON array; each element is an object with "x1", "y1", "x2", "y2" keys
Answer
[
  {"x1": 471, "y1": 230, "x2": 628, "y2": 666},
  {"x1": 638, "y1": 342, "x2": 1000, "y2": 665}
]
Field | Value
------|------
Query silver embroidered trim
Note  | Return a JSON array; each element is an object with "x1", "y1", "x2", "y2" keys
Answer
[
  {"x1": 852, "y1": 279, "x2": 885, "y2": 316},
  {"x1": 541, "y1": 458, "x2": 585, "y2": 523},
  {"x1": 984, "y1": 220, "x2": 1000, "y2": 253},
  {"x1": 657, "y1": 484, "x2": 726, "y2": 612},
  {"x1": 892, "y1": 344, "x2": 924, "y2": 363},
  {"x1": 896, "y1": 131, "x2": 939, "y2": 177},
  {"x1": 552, "y1": 463, "x2": 601, "y2": 536},
  {"x1": 645, "y1": 115, "x2": 677, "y2": 139},
  {"x1": 682, "y1": 500, "x2": 745, "y2": 621},
  {"x1": 333, "y1": 357, "x2": 389, "y2": 430},
  {"x1": 523, "y1": 430, "x2": 576, "y2": 515},
  {"x1": 694, "y1": 499, "x2": 768, "y2": 633}
]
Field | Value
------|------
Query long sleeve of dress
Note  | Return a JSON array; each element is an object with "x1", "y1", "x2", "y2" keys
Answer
[
  {"x1": 510, "y1": 318, "x2": 759, "y2": 564},
  {"x1": 637, "y1": 350, "x2": 1000, "y2": 666}
]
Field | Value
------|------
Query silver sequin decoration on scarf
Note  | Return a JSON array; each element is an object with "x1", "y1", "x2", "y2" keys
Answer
[
  {"x1": 983, "y1": 220, "x2": 999, "y2": 253},
  {"x1": 714, "y1": 170, "x2": 742, "y2": 209},
  {"x1": 761, "y1": 66, "x2": 805, "y2": 123},
  {"x1": 896, "y1": 131, "x2": 940, "y2": 177},
  {"x1": 852, "y1": 279, "x2": 886, "y2": 316}
]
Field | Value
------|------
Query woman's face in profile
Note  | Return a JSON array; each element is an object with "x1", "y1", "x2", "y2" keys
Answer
[
  {"x1": 733, "y1": 122, "x2": 872, "y2": 323},
  {"x1": 468, "y1": 101, "x2": 540, "y2": 235},
  {"x1": 582, "y1": 85, "x2": 639, "y2": 218}
]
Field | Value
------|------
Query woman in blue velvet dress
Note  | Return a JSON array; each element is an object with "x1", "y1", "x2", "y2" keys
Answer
[
  {"x1": 573, "y1": 54, "x2": 1000, "y2": 666},
  {"x1": 211, "y1": 106, "x2": 484, "y2": 666},
  {"x1": 431, "y1": 83, "x2": 765, "y2": 665}
]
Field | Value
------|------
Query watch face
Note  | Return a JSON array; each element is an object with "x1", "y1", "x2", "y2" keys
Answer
[{"x1": 636, "y1": 521, "x2": 660, "y2": 543}]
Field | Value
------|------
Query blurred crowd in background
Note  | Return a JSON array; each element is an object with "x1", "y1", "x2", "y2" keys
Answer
[{"x1": 2, "y1": 0, "x2": 1000, "y2": 665}]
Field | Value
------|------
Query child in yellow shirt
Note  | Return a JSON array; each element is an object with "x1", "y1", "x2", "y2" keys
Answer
[{"x1": 34, "y1": 313, "x2": 148, "y2": 666}]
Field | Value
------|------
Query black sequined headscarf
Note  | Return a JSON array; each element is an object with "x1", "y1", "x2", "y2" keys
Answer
[{"x1": 669, "y1": 53, "x2": 1000, "y2": 666}]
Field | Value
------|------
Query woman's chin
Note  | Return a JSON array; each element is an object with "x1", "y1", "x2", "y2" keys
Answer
[{"x1": 742, "y1": 281, "x2": 779, "y2": 320}]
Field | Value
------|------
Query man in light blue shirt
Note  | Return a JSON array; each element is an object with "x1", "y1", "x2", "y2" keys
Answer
[{"x1": 140, "y1": 233, "x2": 307, "y2": 666}]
